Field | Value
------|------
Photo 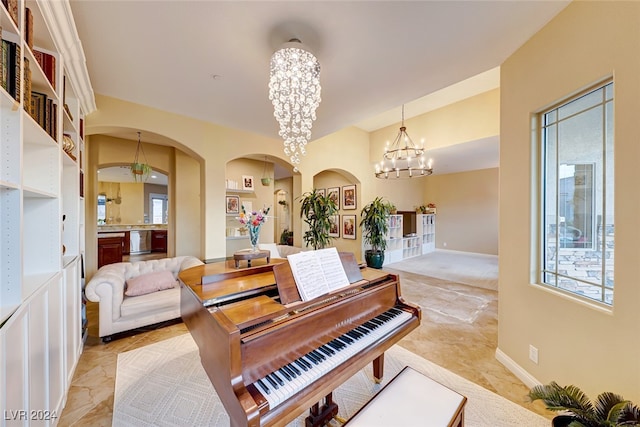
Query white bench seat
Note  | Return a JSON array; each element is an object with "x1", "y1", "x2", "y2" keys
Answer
[{"x1": 346, "y1": 366, "x2": 467, "y2": 427}]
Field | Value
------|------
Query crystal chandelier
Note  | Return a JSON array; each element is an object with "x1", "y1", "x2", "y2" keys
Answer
[
  {"x1": 375, "y1": 105, "x2": 433, "y2": 179},
  {"x1": 268, "y1": 39, "x2": 321, "y2": 172}
]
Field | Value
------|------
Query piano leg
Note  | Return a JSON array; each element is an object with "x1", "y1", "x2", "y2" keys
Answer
[
  {"x1": 373, "y1": 353, "x2": 385, "y2": 384},
  {"x1": 305, "y1": 392, "x2": 339, "y2": 427}
]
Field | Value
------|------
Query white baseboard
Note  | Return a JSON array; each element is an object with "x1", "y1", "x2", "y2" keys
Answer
[{"x1": 495, "y1": 347, "x2": 541, "y2": 389}]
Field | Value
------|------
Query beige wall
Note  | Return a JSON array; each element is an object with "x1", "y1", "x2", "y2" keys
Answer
[
  {"x1": 86, "y1": 133, "x2": 199, "y2": 277},
  {"x1": 369, "y1": 90, "x2": 500, "y2": 254},
  {"x1": 225, "y1": 157, "x2": 276, "y2": 254},
  {"x1": 424, "y1": 168, "x2": 498, "y2": 255},
  {"x1": 314, "y1": 170, "x2": 361, "y2": 257},
  {"x1": 97, "y1": 181, "x2": 145, "y2": 225},
  {"x1": 274, "y1": 177, "x2": 294, "y2": 243},
  {"x1": 175, "y1": 150, "x2": 201, "y2": 258},
  {"x1": 500, "y1": 1, "x2": 640, "y2": 401},
  {"x1": 87, "y1": 83, "x2": 500, "y2": 264}
]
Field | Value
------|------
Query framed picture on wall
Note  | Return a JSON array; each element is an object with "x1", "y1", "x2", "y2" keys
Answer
[
  {"x1": 226, "y1": 196, "x2": 240, "y2": 214},
  {"x1": 342, "y1": 214, "x2": 356, "y2": 239},
  {"x1": 342, "y1": 185, "x2": 356, "y2": 210},
  {"x1": 317, "y1": 188, "x2": 325, "y2": 197},
  {"x1": 242, "y1": 175, "x2": 254, "y2": 191},
  {"x1": 327, "y1": 187, "x2": 340, "y2": 210},
  {"x1": 328, "y1": 214, "x2": 340, "y2": 238}
]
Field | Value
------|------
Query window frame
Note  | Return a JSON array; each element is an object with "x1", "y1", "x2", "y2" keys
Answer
[{"x1": 537, "y1": 79, "x2": 614, "y2": 306}]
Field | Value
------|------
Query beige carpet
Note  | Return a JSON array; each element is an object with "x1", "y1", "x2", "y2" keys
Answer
[
  {"x1": 387, "y1": 249, "x2": 498, "y2": 291},
  {"x1": 113, "y1": 334, "x2": 548, "y2": 427}
]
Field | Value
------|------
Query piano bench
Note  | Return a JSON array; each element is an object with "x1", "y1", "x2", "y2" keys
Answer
[{"x1": 345, "y1": 366, "x2": 467, "y2": 427}]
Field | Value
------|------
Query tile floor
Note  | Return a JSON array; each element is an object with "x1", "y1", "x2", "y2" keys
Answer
[{"x1": 57, "y1": 266, "x2": 553, "y2": 426}]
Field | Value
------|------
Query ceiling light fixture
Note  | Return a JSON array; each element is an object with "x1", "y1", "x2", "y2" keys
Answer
[
  {"x1": 268, "y1": 38, "x2": 321, "y2": 172},
  {"x1": 375, "y1": 105, "x2": 433, "y2": 179}
]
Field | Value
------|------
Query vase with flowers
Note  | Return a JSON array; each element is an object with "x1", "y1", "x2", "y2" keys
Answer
[{"x1": 237, "y1": 205, "x2": 271, "y2": 252}]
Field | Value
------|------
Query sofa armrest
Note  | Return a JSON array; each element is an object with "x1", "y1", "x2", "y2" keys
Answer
[
  {"x1": 180, "y1": 256, "x2": 204, "y2": 271},
  {"x1": 276, "y1": 245, "x2": 305, "y2": 257},
  {"x1": 85, "y1": 264, "x2": 127, "y2": 321}
]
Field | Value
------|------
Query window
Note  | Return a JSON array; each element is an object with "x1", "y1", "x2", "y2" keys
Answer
[
  {"x1": 97, "y1": 194, "x2": 107, "y2": 224},
  {"x1": 540, "y1": 81, "x2": 614, "y2": 305},
  {"x1": 150, "y1": 193, "x2": 168, "y2": 224}
]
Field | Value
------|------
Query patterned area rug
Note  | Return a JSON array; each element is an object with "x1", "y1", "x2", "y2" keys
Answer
[{"x1": 113, "y1": 334, "x2": 548, "y2": 426}]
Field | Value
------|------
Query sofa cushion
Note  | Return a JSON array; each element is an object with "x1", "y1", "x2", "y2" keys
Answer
[
  {"x1": 121, "y1": 287, "x2": 180, "y2": 318},
  {"x1": 125, "y1": 270, "x2": 177, "y2": 296}
]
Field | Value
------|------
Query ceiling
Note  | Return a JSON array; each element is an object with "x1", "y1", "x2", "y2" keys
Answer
[{"x1": 70, "y1": 1, "x2": 570, "y2": 176}]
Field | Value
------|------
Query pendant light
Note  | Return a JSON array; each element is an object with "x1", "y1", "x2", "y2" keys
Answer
[
  {"x1": 130, "y1": 131, "x2": 152, "y2": 182},
  {"x1": 375, "y1": 105, "x2": 433, "y2": 179},
  {"x1": 261, "y1": 156, "x2": 272, "y2": 186}
]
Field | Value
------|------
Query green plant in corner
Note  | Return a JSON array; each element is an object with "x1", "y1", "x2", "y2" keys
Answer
[
  {"x1": 528, "y1": 381, "x2": 640, "y2": 427},
  {"x1": 279, "y1": 228, "x2": 293, "y2": 245},
  {"x1": 359, "y1": 196, "x2": 393, "y2": 269},
  {"x1": 299, "y1": 189, "x2": 338, "y2": 250}
]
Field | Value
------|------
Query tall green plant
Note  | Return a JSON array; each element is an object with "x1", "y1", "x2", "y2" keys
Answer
[
  {"x1": 529, "y1": 381, "x2": 640, "y2": 427},
  {"x1": 359, "y1": 196, "x2": 393, "y2": 253},
  {"x1": 299, "y1": 189, "x2": 338, "y2": 250}
]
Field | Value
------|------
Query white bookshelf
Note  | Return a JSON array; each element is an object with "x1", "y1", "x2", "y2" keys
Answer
[
  {"x1": 417, "y1": 214, "x2": 436, "y2": 254},
  {"x1": 0, "y1": 0, "x2": 88, "y2": 420},
  {"x1": 380, "y1": 213, "x2": 436, "y2": 266}
]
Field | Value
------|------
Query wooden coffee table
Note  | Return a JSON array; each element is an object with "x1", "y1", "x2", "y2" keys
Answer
[{"x1": 233, "y1": 249, "x2": 270, "y2": 268}]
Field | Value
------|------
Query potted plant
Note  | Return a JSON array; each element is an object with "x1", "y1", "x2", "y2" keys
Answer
[
  {"x1": 528, "y1": 381, "x2": 640, "y2": 427},
  {"x1": 130, "y1": 131, "x2": 152, "y2": 182},
  {"x1": 130, "y1": 162, "x2": 152, "y2": 182},
  {"x1": 279, "y1": 228, "x2": 293, "y2": 246},
  {"x1": 360, "y1": 196, "x2": 393, "y2": 269},
  {"x1": 299, "y1": 189, "x2": 338, "y2": 250}
]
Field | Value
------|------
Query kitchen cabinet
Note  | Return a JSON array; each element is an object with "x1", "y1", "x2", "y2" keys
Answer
[
  {"x1": 123, "y1": 231, "x2": 130, "y2": 255},
  {"x1": 151, "y1": 230, "x2": 168, "y2": 252},
  {"x1": 98, "y1": 235, "x2": 123, "y2": 268}
]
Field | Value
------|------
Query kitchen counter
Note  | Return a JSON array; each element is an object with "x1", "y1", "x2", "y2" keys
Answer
[{"x1": 98, "y1": 224, "x2": 168, "y2": 233}]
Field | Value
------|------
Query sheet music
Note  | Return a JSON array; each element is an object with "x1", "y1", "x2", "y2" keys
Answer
[{"x1": 288, "y1": 248, "x2": 351, "y2": 301}]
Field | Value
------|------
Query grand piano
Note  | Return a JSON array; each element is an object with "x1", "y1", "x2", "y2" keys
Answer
[{"x1": 179, "y1": 253, "x2": 421, "y2": 427}]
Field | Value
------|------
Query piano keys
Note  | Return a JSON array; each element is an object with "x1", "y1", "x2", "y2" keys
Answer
[
  {"x1": 251, "y1": 307, "x2": 412, "y2": 410},
  {"x1": 179, "y1": 254, "x2": 421, "y2": 427}
]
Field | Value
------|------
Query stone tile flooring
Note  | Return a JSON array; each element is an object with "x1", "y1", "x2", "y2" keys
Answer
[{"x1": 58, "y1": 269, "x2": 553, "y2": 426}]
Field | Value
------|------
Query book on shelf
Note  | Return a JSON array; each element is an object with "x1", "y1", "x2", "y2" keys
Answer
[
  {"x1": 287, "y1": 248, "x2": 351, "y2": 301},
  {"x1": 0, "y1": 25, "x2": 3, "y2": 92},
  {"x1": 31, "y1": 91, "x2": 46, "y2": 127},
  {"x1": 45, "y1": 98, "x2": 52, "y2": 135},
  {"x1": 1, "y1": 39, "x2": 20, "y2": 101},
  {"x1": 23, "y1": 57, "x2": 31, "y2": 114},
  {"x1": 63, "y1": 103, "x2": 73, "y2": 121},
  {"x1": 33, "y1": 49, "x2": 56, "y2": 90},
  {"x1": 30, "y1": 91, "x2": 57, "y2": 140},
  {"x1": 3, "y1": 0, "x2": 18, "y2": 28},
  {"x1": 25, "y1": 8, "x2": 33, "y2": 51}
]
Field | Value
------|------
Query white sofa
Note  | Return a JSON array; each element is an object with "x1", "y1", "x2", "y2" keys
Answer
[{"x1": 85, "y1": 256, "x2": 204, "y2": 341}]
